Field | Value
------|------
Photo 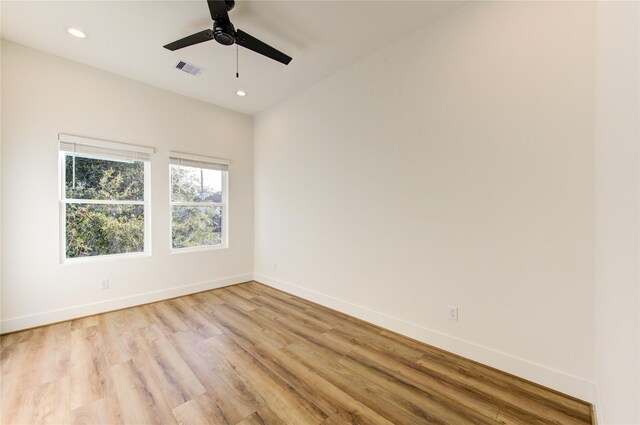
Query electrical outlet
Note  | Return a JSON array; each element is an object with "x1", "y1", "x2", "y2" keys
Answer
[
  {"x1": 99, "y1": 279, "x2": 109, "y2": 290},
  {"x1": 448, "y1": 305, "x2": 458, "y2": 321}
]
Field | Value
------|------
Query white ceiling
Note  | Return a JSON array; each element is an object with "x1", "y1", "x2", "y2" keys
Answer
[{"x1": 1, "y1": 1, "x2": 459, "y2": 115}]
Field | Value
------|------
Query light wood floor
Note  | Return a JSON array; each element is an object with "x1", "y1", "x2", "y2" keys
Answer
[{"x1": 1, "y1": 281, "x2": 593, "y2": 425}]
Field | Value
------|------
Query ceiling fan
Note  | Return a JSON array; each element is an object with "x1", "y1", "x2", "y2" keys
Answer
[{"x1": 163, "y1": 0, "x2": 292, "y2": 66}]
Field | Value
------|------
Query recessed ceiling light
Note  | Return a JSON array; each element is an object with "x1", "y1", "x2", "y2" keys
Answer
[
  {"x1": 236, "y1": 90, "x2": 247, "y2": 97},
  {"x1": 66, "y1": 27, "x2": 87, "y2": 39}
]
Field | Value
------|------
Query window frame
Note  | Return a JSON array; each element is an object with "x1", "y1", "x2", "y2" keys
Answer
[
  {"x1": 169, "y1": 159, "x2": 229, "y2": 253},
  {"x1": 59, "y1": 150, "x2": 152, "y2": 264}
]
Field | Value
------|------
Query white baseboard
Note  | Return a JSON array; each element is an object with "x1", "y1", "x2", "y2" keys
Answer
[
  {"x1": 254, "y1": 273, "x2": 596, "y2": 404},
  {"x1": 0, "y1": 273, "x2": 253, "y2": 333}
]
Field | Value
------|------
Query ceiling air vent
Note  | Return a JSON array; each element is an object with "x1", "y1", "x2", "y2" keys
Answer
[{"x1": 175, "y1": 61, "x2": 203, "y2": 76}]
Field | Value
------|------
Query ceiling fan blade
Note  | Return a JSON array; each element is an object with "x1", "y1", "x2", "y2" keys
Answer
[
  {"x1": 235, "y1": 29, "x2": 292, "y2": 65},
  {"x1": 207, "y1": 0, "x2": 230, "y2": 23},
  {"x1": 163, "y1": 29, "x2": 214, "y2": 51}
]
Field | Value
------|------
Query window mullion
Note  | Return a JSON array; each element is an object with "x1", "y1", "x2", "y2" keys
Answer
[
  {"x1": 64, "y1": 199, "x2": 145, "y2": 205},
  {"x1": 170, "y1": 201, "x2": 223, "y2": 207}
]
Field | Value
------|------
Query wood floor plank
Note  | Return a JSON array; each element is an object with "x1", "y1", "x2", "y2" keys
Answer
[
  {"x1": 230, "y1": 282, "x2": 266, "y2": 299},
  {"x1": 70, "y1": 316, "x2": 100, "y2": 331},
  {"x1": 235, "y1": 406, "x2": 286, "y2": 425},
  {"x1": 1, "y1": 372, "x2": 20, "y2": 422},
  {"x1": 246, "y1": 283, "x2": 384, "y2": 333},
  {"x1": 70, "y1": 326, "x2": 114, "y2": 409},
  {"x1": 141, "y1": 302, "x2": 190, "y2": 337},
  {"x1": 136, "y1": 336, "x2": 207, "y2": 408},
  {"x1": 169, "y1": 331, "x2": 263, "y2": 424},
  {"x1": 194, "y1": 307, "x2": 268, "y2": 351},
  {"x1": 205, "y1": 336, "x2": 328, "y2": 425},
  {"x1": 206, "y1": 303, "x2": 293, "y2": 350},
  {"x1": 111, "y1": 359, "x2": 178, "y2": 425},
  {"x1": 0, "y1": 327, "x2": 46, "y2": 348},
  {"x1": 0, "y1": 281, "x2": 593, "y2": 425},
  {"x1": 323, "y1": 328, "x2": 501, "y2": 419},
  {"x1": 243, "y1": 283, "x2": 317, "y2": 313},
  {"x1": 337, "y1": 352, "x2": 499, "y2": 424},
  {"x1": 328, "y1": 325, "x2": 424, "y2": 362},
  {"x1": 190, "y1": 290, "x2": 227, "y2": 306},
  {"x1": 8, "y1": 323, "x2": 70, "y2": 389},
  {"x1": 71, "y1": 394, "x2": 124, "y2": 425},
  {"x1": 247, "y1": 341, "x2": 395, "y2": 425},
  {"x1": 414, "y1": 352, "x2": 591, "y2": 424},
  {"x1": 215, "y1": 287, "x2": 260, "y2": 311},
  {"x1": 165, "y1": 298, "x2": 224, "y2": 340},
  {"x1": 250, "y1": 306, "x2": 352, "y2": 357},
  {"x1": 250, "y1": 295, "x2": 334, "y2": 334},
  {"x1": 2, "y1": 376, "x2": 70, "y2": 425},
  {"x1": 226, "y1": 284, "x2": 261, "y2": 301},
  {"x1": 97, "y1": 323, "x2": 141, "y2": 366},
  {"x1": 381, "y1": 327, "x2": 591, "y2": 417},
  {"x1": 319, "y1": 414, "x2": 357, "y2": 425},
  {"x1": 172, "y1": 393, "x2": 228, "y2": 425},
  {"x1": 1, "y1": 342, "x2": 28, "y2": 376},
  {"x1": 132, "y1": 324, "x2": 166, "y2": 344},
  {"x1": 40, "y1": 322, "x2": 72, "y2": 386},
  {"x1": 284, "y1": 340, "x2": 451, "y2": 425}
]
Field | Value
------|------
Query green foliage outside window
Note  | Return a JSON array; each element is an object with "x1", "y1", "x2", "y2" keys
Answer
[
  {"x1": 172, "y1": 205, "x2": 222, "y2": 248},
  {"x1": 63, "y1": 155, "x2": 225, "y2": 259},
  {"x1": 66, "y1": 204, "x2": 144, "y2": 258},
  {"x1": 65, "y1": 156, "x2": 144, "y2": 201},
  {"x1": 170, "y1": 165, "x2": 223, "y2": 249},
  {"x1": 64, "y1": 155, "x2": 145, "y2": 259}
]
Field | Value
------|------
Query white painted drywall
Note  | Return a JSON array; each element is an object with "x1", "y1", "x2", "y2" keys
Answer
[
  {"x1": 594, "y1": 2, "x2": 640, "y2": 424},
  {"x1": 1, "y1": 40, "x2": 254, "y2": 331},
  {"x1": 254, "y1": 1, "x2": 597, "y2": 400}
]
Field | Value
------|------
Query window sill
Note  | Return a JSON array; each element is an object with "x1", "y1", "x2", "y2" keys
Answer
[
  {"x1": 170, "y1": 244, "x2": 228, "y2": 255},
  {"x1": 62, "y1": 251, "x2": 151, "y2": 265}
]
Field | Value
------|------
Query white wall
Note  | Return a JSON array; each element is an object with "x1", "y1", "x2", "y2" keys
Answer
[
  {"x1": 593, "y1": 2, "x2": 640, "y2": 424},
  {"x1": 254, "y1": 2, "x2": 597, "y2": 400},
  {"x1": 1, "y1": 40, "x2": 254, "y2": 332}
]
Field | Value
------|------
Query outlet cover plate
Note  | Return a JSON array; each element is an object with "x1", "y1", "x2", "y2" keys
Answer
[{"x1": 448, "y1": 305, "x2": 458, "y2": 321}]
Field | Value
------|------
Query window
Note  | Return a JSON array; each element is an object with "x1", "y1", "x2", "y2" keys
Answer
[
  {"x1": 59, "y1": 134, "x2": 153, "y2": 261},
  {"x1": 170, "y1": 152, "x2": 228, "y2": 251}
]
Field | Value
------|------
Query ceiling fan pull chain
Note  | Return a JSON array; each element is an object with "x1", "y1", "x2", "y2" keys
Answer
[{"x1": 236, "y1": 44, "x2": 239, "y2": 78}]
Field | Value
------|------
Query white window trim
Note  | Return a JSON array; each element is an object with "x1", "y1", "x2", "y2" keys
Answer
[
  {"x1": 59, "y1": 149, "x2": 152, "y2": 264},
  {"x1": 169, "y1": 160, "x2": 229, "y2": 253},
  {"x1": 169, "y1": 244, "x2": 228, "y2": 255}
]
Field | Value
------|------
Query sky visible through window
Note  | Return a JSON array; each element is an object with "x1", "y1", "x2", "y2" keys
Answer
[{"x1": 203, "y1": 169, "x2": 221, "y2": 194}]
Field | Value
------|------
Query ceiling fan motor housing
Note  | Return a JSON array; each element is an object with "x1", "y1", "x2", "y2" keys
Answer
[{"x1": 213, "y1": 21, "x2": 236, "y2": 45}]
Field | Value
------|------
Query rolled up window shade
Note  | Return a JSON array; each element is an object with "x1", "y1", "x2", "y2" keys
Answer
[
  {"x1": 169, "y1": 151, "x2": 229, "y2": 171},
  {"x1": 59, "y1": 134, "x2": 154, "y2": 162}
]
